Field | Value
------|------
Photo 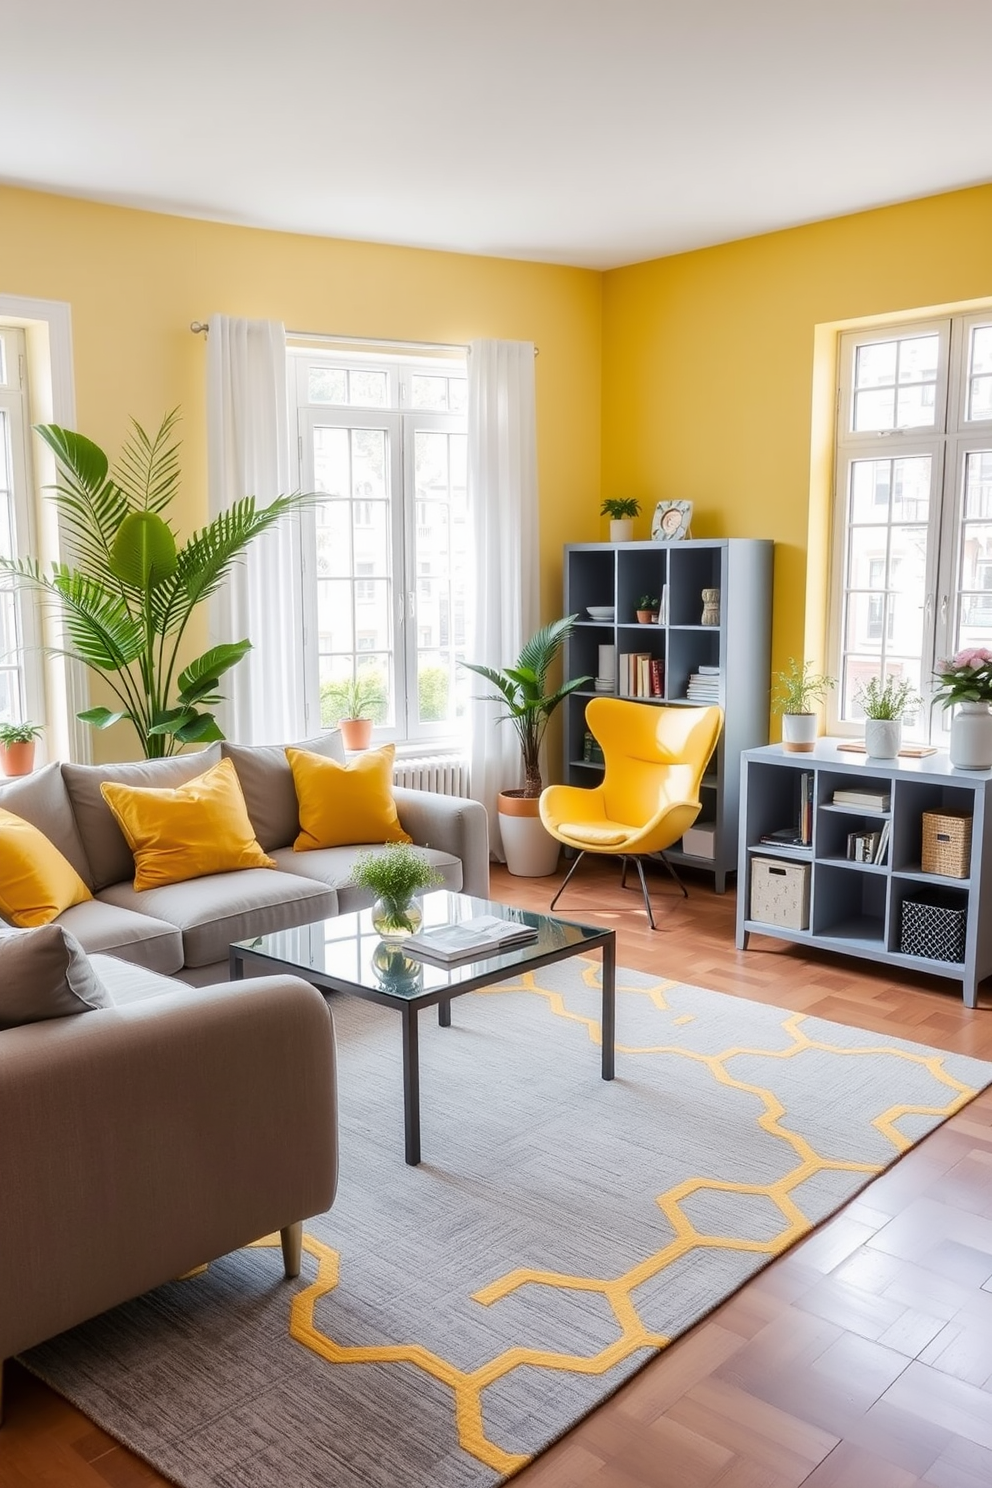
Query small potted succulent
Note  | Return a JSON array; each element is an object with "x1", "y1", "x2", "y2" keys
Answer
[
  {"x1": 636, "y1": 594, "x2": 660, "y2": 624},
  {"x1": 0, "y1": 720, "x2": 43, "y2": 777},
  {"x1": 350, "y1": 842, "x2": 442, "y2": 942},
  {"x1": 773, "y1": 659, "x2": 834, "y2": 753},
  {"x1": 600, "y1": 497, "x2": 640, "y2": 543},
  {"x1": 854, "y1": 675, "x2": 920, "y2": 759}
]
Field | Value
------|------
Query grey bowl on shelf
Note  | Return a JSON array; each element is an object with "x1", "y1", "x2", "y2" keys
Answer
[{"x1": 586, "y1": 606, "x2": 615, "y2": 621}]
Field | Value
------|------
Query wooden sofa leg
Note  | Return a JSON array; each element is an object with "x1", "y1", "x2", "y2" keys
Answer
[{"x1": 280, "y1": 1221, "x2": 303, "y2": 1279}]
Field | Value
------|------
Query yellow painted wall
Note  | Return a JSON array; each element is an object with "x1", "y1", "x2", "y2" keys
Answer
[
  {"x1": 601, "y1": 183, "x2": 992, "y2": 709},
  {"x1": 1, "y1": 185, "x2": 602, "y2": 758}
]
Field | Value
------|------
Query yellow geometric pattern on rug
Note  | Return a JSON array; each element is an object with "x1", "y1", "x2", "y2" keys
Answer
[{"x1": 255, "y1": 962, "x2": 980, "y2": 1480}]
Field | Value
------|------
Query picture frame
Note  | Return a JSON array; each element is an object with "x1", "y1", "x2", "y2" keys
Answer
[{"x1": 651, "y1": 499, "x2": 693, "y2": 542}]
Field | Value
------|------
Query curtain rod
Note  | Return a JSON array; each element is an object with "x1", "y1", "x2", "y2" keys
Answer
[{"x1": 189, "y1": 322, "x2": 537, "y2": 354}]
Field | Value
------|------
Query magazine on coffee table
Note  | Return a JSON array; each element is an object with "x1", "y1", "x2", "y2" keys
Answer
[{"x1": 403, "y1": 914, "x2": 538, "y2": 964}]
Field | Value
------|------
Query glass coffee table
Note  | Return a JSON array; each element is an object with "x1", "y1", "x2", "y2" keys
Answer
[{"x1": 230, "y1": 890, "x2": 616, "y2": 1165}]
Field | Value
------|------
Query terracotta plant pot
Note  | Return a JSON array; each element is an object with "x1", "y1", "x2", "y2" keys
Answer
[
  {"x1": 0, "y1": 740, "x2": 36, "y2": 777},
  {"x1": 636, "y1": 610, "x2": 658, "y2": 624},
  {"x1": 338, "y1": 717, "x2": 374, "y2": 751},
  {"x1": 497, "y1": 791, "x2": 561, "y2": 877}
]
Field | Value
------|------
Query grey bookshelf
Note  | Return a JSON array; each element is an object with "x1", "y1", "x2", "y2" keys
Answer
[
  {"x1": 562, "y1": 538, "x2": 773, "y2": 892},
  {"x1": 736, "y1": 740, "x2": 992, "y2": 1008}
]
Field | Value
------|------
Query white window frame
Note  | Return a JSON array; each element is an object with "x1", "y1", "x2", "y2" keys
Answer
[
  {"x1": 290, "y1": 348, "x2": 468, "y2": 750},
  {"x1": 0, "y1": 326, "x2": 46, "y2": 732},
  {"x1": 828, "y1": 309, "x2": 992, "y2": 741}
]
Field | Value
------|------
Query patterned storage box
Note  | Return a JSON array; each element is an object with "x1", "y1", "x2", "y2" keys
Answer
[
  {"x1": 750, "y1": 856, "x2": 810, "y2": 930},
  {"x1": 899, "y1": 890, "x2": 967, "y2": 964},
  {"x1": 921, "y1": 811, "x2": 972, "y2": 879}
]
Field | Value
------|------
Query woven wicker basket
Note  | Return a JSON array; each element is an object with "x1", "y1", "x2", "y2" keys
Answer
[{"x1": 921, "y1": 811, "x2": 972, "y2": 879}]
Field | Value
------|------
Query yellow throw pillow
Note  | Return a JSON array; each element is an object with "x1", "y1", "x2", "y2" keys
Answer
[
  {"x1": 287, "y1": 743, "x2": 411, "y2": 851},
  {"x1": 99, "y1": 757, "x2": 276, "y2": 892},
  {"x1": 0, "y1": 807, "x2": 92, "y2": 927}
]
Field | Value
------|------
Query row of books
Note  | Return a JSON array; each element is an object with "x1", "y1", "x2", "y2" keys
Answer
[
  {"x1": 847, "y1": 822, "x2": 890, "y2": 864},
  {"x1": 619, "y1": 653, "x2": 664, "y2": 697}
]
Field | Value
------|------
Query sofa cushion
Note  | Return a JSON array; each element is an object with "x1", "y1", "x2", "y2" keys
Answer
[
  {"x1": 0, "y1": 924, "x2": 111, "y2": 1030},
  {"x1": 221, "y1": 731, "x2": 345, "y2": 851},
  {"x1": 88, "y1": 953, "x2": 184, "y2": 1006},
  {"x1": 0, "y1": 807, "x2": 92, "y2": 928},
  {"x1": 98, "y1": 870, "x2": 337, "y2": 968},
  {"x1": 99, "y1": 758, "x2": 276, "y2": 891},
  {"x1": 58, "y1": 898, "x2": 186, "y2": 975},
  {"x1": 270, "y1": 844, "x2": 462, "y2": 913},
  {"x1": 0, "y1": 762, "x2": 93, "y2": 885},
  {"x1": 61, "y1": 745, "x2": 222, "y2": 891},
  {"x1": 287, "y1": 744, "x2": 410, "y2": 851}
]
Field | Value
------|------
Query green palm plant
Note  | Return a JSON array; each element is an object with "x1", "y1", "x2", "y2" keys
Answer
[
  {"x1": 0, "y1": 409, "x2": 312, "y2": 758},
  {"x1": 461, "y1": 616, "x2": 591, "y2": 797}
]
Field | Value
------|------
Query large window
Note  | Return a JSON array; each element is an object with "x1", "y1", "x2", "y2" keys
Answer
[
  {"x1": 830, "y1": 312, "x2": 992, "y2": 739},
  {"x1": 0, "y1": 325, "x2": 43, "y2": 729},
  {"x1": 291, "y1": 350, "x2": 469, "y2": 748}
]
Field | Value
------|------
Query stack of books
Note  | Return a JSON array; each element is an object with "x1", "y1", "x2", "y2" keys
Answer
[
  {"x1": 403, "y1": 915, "x2": 538, "y2": 965},
  {"x1": 847, "y1": 821, "x2": 890, "y2": 864},
  {"x1": 831, "y1": 787, "x2": 890, "y2": 813},
  {"x1": 686, "y1": 665, "x2": 721, "y2": 702},
  {"x1": 619, "y1": 652, "x2": 663, "y2": 697}
]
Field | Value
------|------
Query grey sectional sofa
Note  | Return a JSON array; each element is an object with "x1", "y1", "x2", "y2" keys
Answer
[{"x1": 0, "y1": 732, "x2": 490, "y2": 982}]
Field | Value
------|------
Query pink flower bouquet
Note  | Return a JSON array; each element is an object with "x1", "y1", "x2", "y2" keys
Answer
[{"x1": 933, "y1": 647, "x2": 992, "y2": 706}]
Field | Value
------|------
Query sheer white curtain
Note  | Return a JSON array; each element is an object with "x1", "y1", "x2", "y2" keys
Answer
[
  {"x1": 206, "y1": 315, "x2": 306, "y2": 743},
  {"x1": 467, "y1": 339, "x2": 540, "y2": 860}
]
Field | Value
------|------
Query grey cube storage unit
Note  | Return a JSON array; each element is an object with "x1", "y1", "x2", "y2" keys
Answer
[
  {"x1": 563, "y1": 538, "x2": 773, "y2": 893},
  {"x1": 737, "y1": 740, "x2": 992, "y2": 1008}
]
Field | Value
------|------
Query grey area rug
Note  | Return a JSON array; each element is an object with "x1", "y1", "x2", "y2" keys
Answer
[{"x1": 23, "y1": 960, "x2": 992, "y2": 1488}]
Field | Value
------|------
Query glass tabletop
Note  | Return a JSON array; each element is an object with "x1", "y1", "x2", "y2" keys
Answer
[{"x1": 232, "y1": 890, "x2": 608, "y2": 1003}]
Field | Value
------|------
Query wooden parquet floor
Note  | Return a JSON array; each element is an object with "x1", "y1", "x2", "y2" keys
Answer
[{"x1": 2, "y1": 858, "x2": 991, "y2": 1488}]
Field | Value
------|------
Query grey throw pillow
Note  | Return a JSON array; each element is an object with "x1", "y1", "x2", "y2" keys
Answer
[
  {"x1": 0, "y1": 924, "x2": 112, "y2": 1030},
  {"x1": 222, "y1": 732, "x2": 346, "y2": 850}
]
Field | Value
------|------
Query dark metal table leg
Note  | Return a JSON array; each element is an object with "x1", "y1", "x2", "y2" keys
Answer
[
  {"x1": 601, "y1": 935, "x2": 616, "y2": 1080},
  {"x1": 401, "y1": 1003, "x2": 421, "y2": 1165},
  {"x1": 438, "y1": 998, "x2": 451, "y2": 1027},
  {"x1": 229, "y1": 948, "x2": 242, "y2": 981}
]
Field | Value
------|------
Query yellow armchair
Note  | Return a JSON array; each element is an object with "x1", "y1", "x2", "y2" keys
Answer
[{"x1": 539, "y1": 699, "x2": 723, "y2": 928}]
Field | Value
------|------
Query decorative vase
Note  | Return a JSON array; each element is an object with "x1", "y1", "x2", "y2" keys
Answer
[
  {"x1": 339, "y1": 717, "x2": 373, "y2": 750},
  {"x1": 949, "y1": 701, "x2": 992, "y2": 770},
  {"x1": 864, "y1": 718, "x2": 902, "y2": 759},
  {"x1": 371, "y1": 895, "x2": 423, "y2": 943},
  {"x1": 609, "y1": 518, "x2": 634, "y2": 543},
  {"x1": 701, "y1": 588, "x2": 720, "y2": 626},
  {"x1": 0, "y1": 740, "x2": 36, "y2": 776},
  {"x1": 781, "y1": 713, "x2": 818, "y2": 753}
]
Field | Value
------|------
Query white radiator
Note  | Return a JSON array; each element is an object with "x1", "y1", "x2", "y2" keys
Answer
[{"x1": 393, "y1": 754, "x2": 470, "y2": 798}]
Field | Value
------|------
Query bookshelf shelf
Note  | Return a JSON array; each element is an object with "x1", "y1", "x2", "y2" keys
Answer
[
  {"x1": 737, "y1": 740, "x2": 992, "y2": 1007},
  {"x1": 562, "y1": 538, "x2": 773, "y2": 892}
]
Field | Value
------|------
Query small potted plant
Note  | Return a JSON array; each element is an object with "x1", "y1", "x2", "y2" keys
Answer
[
  {"x1": 600, "y1": 497, "x2": 640, "y2": 543},
  {"x1": 854, "y1": 675, "x2": 920, "y2": 759},
  {"x1": 0, "y1": 720, "x2": 43, "y2": 777},
  {"x1": 636, "y1": 594, "x2": 660, "y2": 624},
  {"x1": 773, "y1": 659, "x2": 834, "y2": 753},
  {"x1": 333, "y1": 673, "x2": 386, "y2": 751},
  {"x1": 349, "y1": 842, "x2": 442, "y2": 942}
]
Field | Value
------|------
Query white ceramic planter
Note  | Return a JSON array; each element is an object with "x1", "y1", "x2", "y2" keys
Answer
[
  {"x1": 949, "y1": 701, "x2": 992, "y2": 770},
  {"x1": 864, "y1": 718, "x2": 902, "y2": 759},
  {"x1": 609, "y1": 518, "x2": 634, "y2": 543},
  {"x1": 781, "y1": 713, "x2": 818, "y2": 753},
  {"x1": 498, "y1": 792, "x2": 561, "y2": 876}
]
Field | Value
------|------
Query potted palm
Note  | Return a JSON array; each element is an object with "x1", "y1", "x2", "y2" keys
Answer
[
  {"x1": 773, "y1": 658, "x2": 835, "y2": 753},
  {"x1": 855, "y1": 675, "x2": 920, "y2": 759},
  {"x1": 0, "y1": 411, "x2": 314, "y2": 757},
  {"x1": 0, "y1": 720, "x2": 43, "y2": 776},
  {"x1": 462, "y1": 617, "x2": 591, "y2": 875},
  {"x1": 600, "y1": 497, "x2": 640, "y2": 543}
]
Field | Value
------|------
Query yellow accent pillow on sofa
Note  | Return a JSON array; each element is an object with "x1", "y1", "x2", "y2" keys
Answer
[
  {"x1": 0, "y1": 807, "x2": 92, "y2": 927},
  {"x1": 99, "y1": 757, "x2": 276, "y2": 892},
  {"x1": 287, "y1": 744, "x2": 411, "y2": 851}
]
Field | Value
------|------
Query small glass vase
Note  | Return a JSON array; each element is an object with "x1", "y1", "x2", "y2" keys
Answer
[
  {"x1": 949, "y1": 700, "x2": 992, "y2": 770},
  {"x1": 371, "y1": 895, "x2": 423, "y2": 943}
]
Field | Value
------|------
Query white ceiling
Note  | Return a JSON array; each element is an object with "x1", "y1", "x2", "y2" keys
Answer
[{"x1": 4, "y1": 0, "x2": 991, "y2": 271}]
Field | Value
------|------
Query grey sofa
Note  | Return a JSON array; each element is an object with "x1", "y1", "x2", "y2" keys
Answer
[
  {"x1": 0, "y1": 946, "x2": 338, "y2": 1421},
  {"x1": 0, "y1": 732, "x2": 490, "y2": 983}
]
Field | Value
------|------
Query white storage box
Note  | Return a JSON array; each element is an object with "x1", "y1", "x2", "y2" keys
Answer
[
  {"x1": 682, "y1": 822, "x2": 716, "y2": 859},
  {"x1": 750, "y1": 855, "x2": 810, "y2": 930}
]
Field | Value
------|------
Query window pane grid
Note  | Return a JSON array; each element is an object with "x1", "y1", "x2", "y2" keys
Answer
[{"x1": 852, "y1": 333, "x2": 939, "y2": 433}]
